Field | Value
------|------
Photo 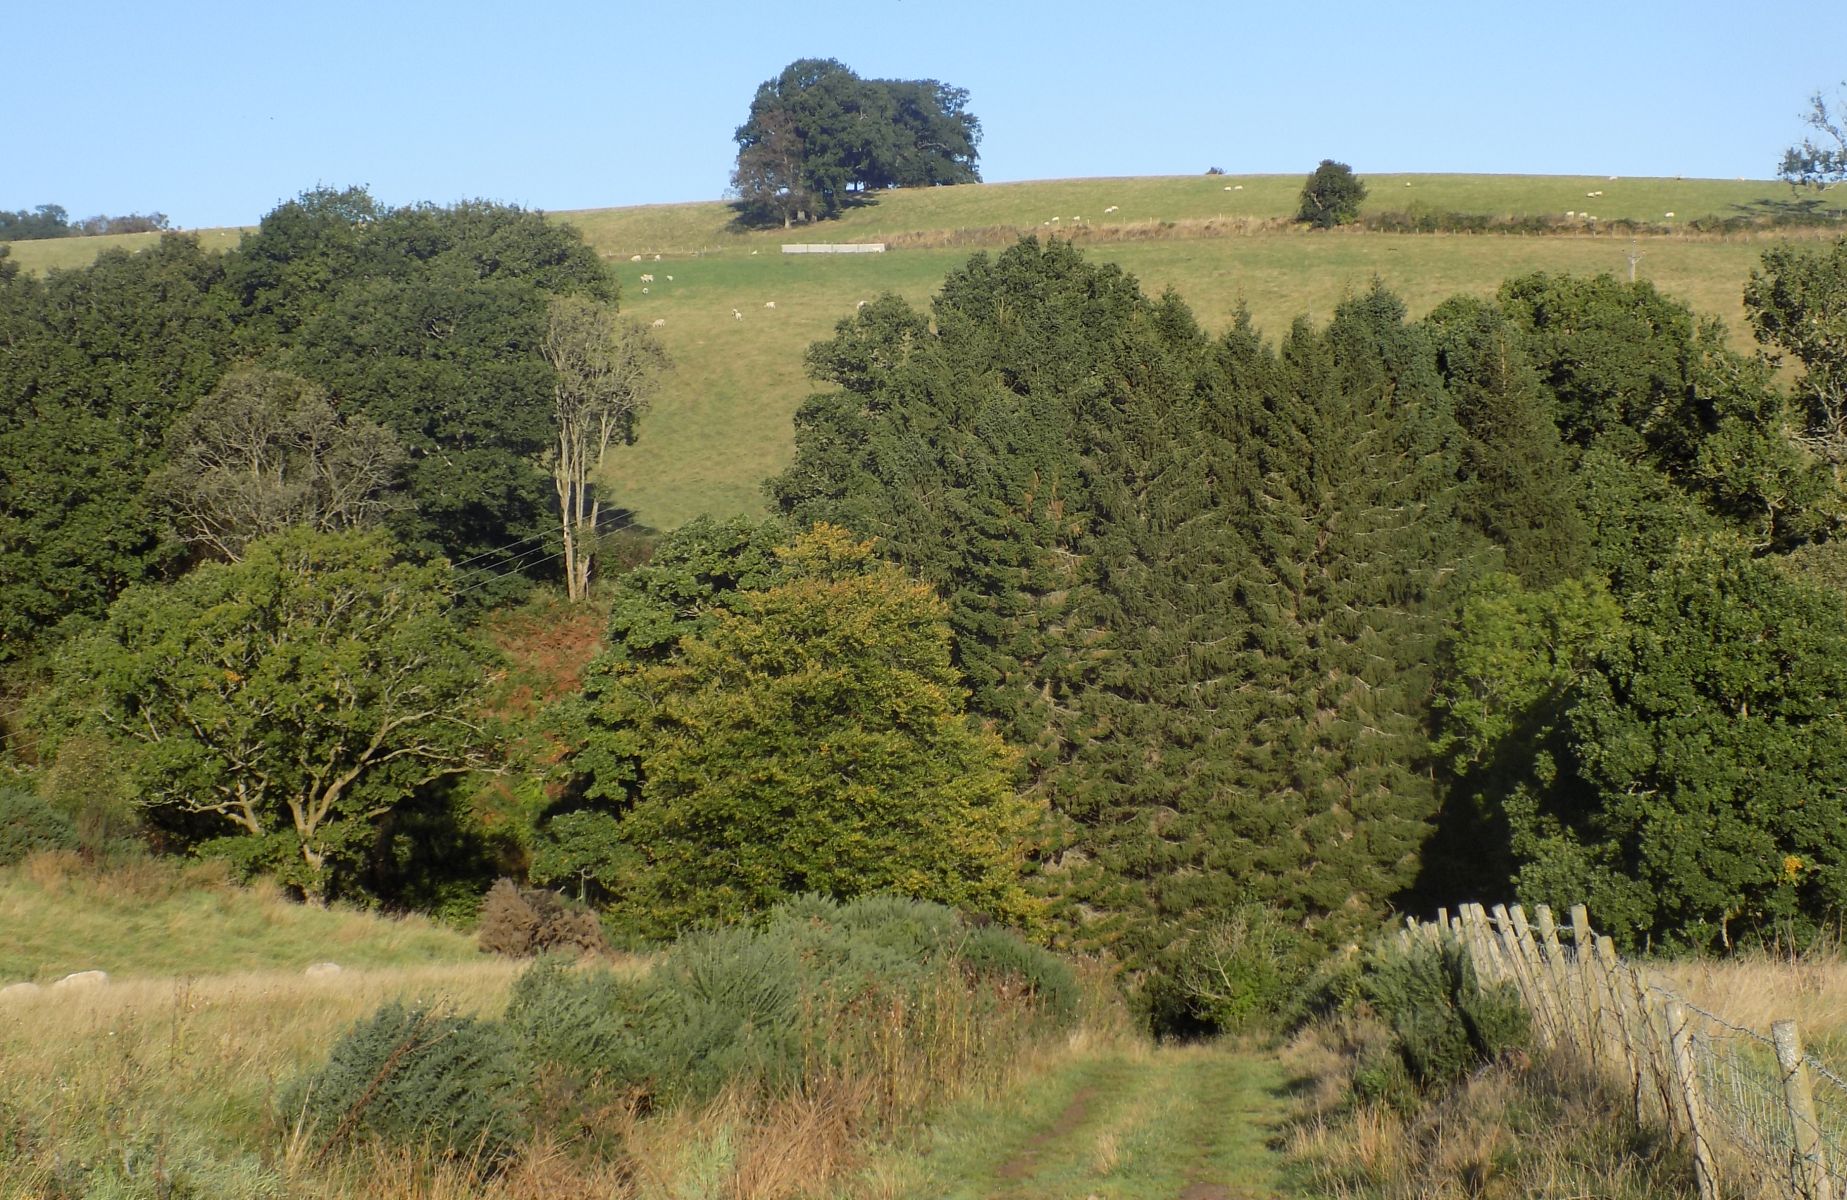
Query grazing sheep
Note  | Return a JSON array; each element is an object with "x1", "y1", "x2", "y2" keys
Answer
[
  {"x1": 652, "y1": 318, "x2": 666, "y2": 327},
  {"x1": 640, "y1": 273, "x2": 654, "y2": 282},
  {"x1": 665, "y1": 275, "x2": 673, "y2": 281},
  {"x1": 764, "y1": 301, "x2": 776, "y2": 309},
  {"x1": 1233, "y1": 185, "x2": 1243, "y2": 190},
  {"x1": 751, "y1": 249, "x2": 759, "y2": 255},
  {"x1": 653, "y1": 254, "x2": 661, "y2": 261},
  {"x1": 1103, "y1": 205, "x2": 1118, "y2": 213},
  {"x1": 1665, "y1": 211, "x2": 1675, "y2": 219},
  {"x1": 1224, "y1": 185, "x2": 1233, "y2": 190},
  {"x1": 732, "y1": 308, "x2": 743, "y2": 320},
  {"x1": 53, "y1": 970, "x2": 108, "y2": 990},
  {"x1": 1567, "y1": 211, "x2": 1576, "y2": 217},
  {"x1": 856, "y1": 300, "x2": 868, "y2": 309},
  {"x1": 630, "y1": 254, "x2": 643, "y2": 262}
]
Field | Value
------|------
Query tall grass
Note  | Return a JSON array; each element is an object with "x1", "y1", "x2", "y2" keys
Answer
[
  {"x1": 0, "y1": 852, "x2": 477, "y2": 981},
  {"x1": 0, "y1": 876, "x2": 1113, "y2": 1199}
]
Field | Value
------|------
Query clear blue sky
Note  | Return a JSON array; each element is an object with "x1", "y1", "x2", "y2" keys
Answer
[{"x1": 7, "y1": 0, "x2": 1842, "y2": 229}]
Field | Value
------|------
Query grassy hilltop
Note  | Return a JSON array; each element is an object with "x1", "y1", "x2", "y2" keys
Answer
[{"x1": 7, "y1": 173, "x2": 1841, "y2": 527}]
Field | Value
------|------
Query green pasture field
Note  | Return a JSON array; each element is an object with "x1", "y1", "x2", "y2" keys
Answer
[
  {"x1": 7, "y1": 174, "x2": 1843, "y2": 528},
  {"x1": 601, "y1": 225, "x2": 1832, "y2": 526},
  {"x1": 0, "y1": 857, "x2": 476, "y2": 982}
]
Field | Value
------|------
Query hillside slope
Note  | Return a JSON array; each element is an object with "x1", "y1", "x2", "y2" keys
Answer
[{"x1": 7, "y1": 174, "x2": 1839, "y2": 527}]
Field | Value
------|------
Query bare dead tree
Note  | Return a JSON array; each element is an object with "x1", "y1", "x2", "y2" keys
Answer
[
  {"x1": 542, "y1": 296, "x2": 668, "y2": 601},
  {"x1": 153, "y1": 369, "x2": 406, "y2": 561}
]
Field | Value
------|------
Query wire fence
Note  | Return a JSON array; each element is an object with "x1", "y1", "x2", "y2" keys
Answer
[{"x1": 1413, "y1": 902, "x2": 1844, "y2": 1200}]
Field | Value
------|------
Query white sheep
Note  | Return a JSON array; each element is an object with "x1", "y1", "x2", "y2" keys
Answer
[
  {"x1": 653, "y1": 254, "x2": 661, "y2": 261},
  {"x1": 665, "y1": 275, "x2": 673, "y2": 281},
  {"x1": 1665, "y1": 211, "x2": 1675, "y2": 219},
  {"x1": 751, "y1": 249, "x2": 759, "y2": 255},
  {"x1": 764, "y1": 301, "x2": 776, "y2": 309},
  {"x1": 641, "y1": 287, "x2": 649, "y2": 294},
  {"x1": 652, "y1": 318, "x2": 666, "y2": 327},
  {"x1": 630, "y1": 254, "x2": 642, "y2": 262},
  {"x1": 1233, "y1": 185, "x2": 1243, "y2": 191},
  {"x1": 1104, "y1": 205, "x2": 1119, "y2": 214},
  {"x1": 640, "y1": 273, "x2": 654, "y2": 282},
  {"x1": 732, "y1": 308, "x2": 743, "y2": 320},
  {"x1": 1223, "y1": 185, "x2": 1233, "y2": 191}
]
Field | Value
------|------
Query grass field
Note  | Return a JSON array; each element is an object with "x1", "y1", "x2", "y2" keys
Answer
[
  {"x1": 0, "y1": 854, "x2": 477, "y2": 982},
  {"x1": 7, "y1": 174, "x2": 1844, "y2": 528}
]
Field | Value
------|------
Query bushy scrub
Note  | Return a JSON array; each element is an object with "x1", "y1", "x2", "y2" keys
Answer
[
  {"x1": 292, "y1": 894, "x2": 1080, "y2": 1166},
  {"x1": 475, "y1": 878, "x2": 608, "y2": 958},
  {"x1": 0, "y1": 788, "x2": 77, "y2": 865},
  {"x1": 283, "y1": 1001, "x2": 526, "y2": 1164},
  {"x1": 1359, "y1": 936, "x2": 1529, "y2": 1093},
  {"x1": 1168, "y1": 905, "x2": 1308, "y2": 1034}
]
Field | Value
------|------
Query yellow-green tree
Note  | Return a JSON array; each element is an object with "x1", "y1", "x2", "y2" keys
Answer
[{"x1": 586, "y1": 525, "x2": 1042, "y2": 937}]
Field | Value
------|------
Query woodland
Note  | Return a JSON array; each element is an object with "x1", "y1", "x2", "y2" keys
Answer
[{"x1": 5, "y1": 175, "x2": 1847, "y2": 1028}]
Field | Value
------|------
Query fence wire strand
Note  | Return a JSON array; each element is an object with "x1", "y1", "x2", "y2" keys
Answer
[{"x1": 1436, "y1": 903, "x2": 1847, "y2": 1200}]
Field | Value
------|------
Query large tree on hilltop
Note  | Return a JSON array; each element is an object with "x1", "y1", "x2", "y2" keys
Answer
[{"x1": 731, "y1": 58, "x2": 980, "y2": 226}]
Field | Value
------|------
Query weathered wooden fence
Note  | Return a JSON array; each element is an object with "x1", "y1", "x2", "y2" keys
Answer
[{"x1": 1409, "y1": 903, "x2": 1847, "y2": 1200}]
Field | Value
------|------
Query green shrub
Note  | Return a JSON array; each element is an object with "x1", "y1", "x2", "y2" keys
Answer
[
  {"x1": 1171, "y1": 905, "x2": 1307, "y2": 1033},
  {"x1": 504, "y1": 956, "x2": 657, "y2": 1092},
  {"x1": 957, "y1": 925, "x2": 1079, "y2": 1022},
  {"x1": 283, "y1": 1001, "x2": 526, "y2": 1164},
  {"x1": 1362, "y1": 937, "x2": 1529, "y2": 1089},
  {"x1": 649, "y1": 924, "x2": 807, "y2": 1101},
  {"x1": 0, "y1": 788, "x2": 78, "y2": 865}
]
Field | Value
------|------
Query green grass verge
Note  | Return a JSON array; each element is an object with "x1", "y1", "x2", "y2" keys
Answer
[
  {"x1": 0, "y1": 856, "x2": 477, "y2": 982},
  {"x1": 858, "y1": 1042, "x2": 1293, "y2": 1199}
]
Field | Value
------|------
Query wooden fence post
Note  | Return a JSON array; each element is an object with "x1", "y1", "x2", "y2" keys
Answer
[
  {"x1": 1534, "y1": 905, "x2": 1579, "y2": 1049},
  {"x1": 1593, "y1": 935, "x2": 1648, "y2": 1121},
  {"x1": 1775, "y1": 1020, "x2": 1835, "y2": 1200},
  {"x1": 1507, "y1": 904, "x2": 1560, "y2": 1047},
  {"x1": 1665, "y1": 1000, "x2": 1720, "y2": 1200}
]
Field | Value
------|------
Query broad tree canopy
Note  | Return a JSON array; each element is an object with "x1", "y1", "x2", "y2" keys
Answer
[{"x1": 731, "y1": 58, "x2": 980, "y2": 226}]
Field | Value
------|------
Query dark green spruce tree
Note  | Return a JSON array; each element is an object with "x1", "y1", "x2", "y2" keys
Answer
[{"x1": 1222, "y1": 285, "x2": 1481, "y2": 939}]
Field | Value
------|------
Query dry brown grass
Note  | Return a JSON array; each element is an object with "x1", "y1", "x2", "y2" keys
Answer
[
  {"x1": 1282, "y1": 1018, "x2": 1701, "y2": 1200},
  {"x1": 1647, "y1": 948, "x2": 1847, "y2": 1045},
  {"x1": 0, "y1": 915, "x2": 1107, "y2": 1199}
]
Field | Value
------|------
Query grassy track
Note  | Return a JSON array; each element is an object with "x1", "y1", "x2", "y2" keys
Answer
[
  {"x1": 861, "y1": 1041, "x2": 1294, "y2": 1199},
  {"x1": 7, "y1": 173, "x2": 1843, "y2": 528}
]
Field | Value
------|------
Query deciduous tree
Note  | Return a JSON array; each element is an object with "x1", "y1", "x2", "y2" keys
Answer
[
  {"x1": 37, "y1": 528, "x2": 500, "y2": 901},
  {"x1": 578, "y1": 525, "x2": 1041, "y2": 937}
]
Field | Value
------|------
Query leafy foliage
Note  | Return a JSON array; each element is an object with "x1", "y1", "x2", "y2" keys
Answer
[
  {"x1": 577, "y1": 525, "x2": 1041, "y2": 938},
  {"x1": 0, "y1": 788, "x2": 78, "y2": 865},
  {"x1": 37, "y1": 528, "x2": 500, "y2": 901},
  {"x1": 1529, "y1": 537, "x2": 1847, "y2": 949},
  {"x1": 1297, "y1": 159, "x2": 1367, "y2": 228},
  {"x1": 731, "y1": 58, "x2": 981, "y2": 226}
]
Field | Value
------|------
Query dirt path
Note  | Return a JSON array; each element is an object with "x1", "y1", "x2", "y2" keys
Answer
[{"x1": 892, "y1": 1043, "x2": 1297, "y2": 1200}]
